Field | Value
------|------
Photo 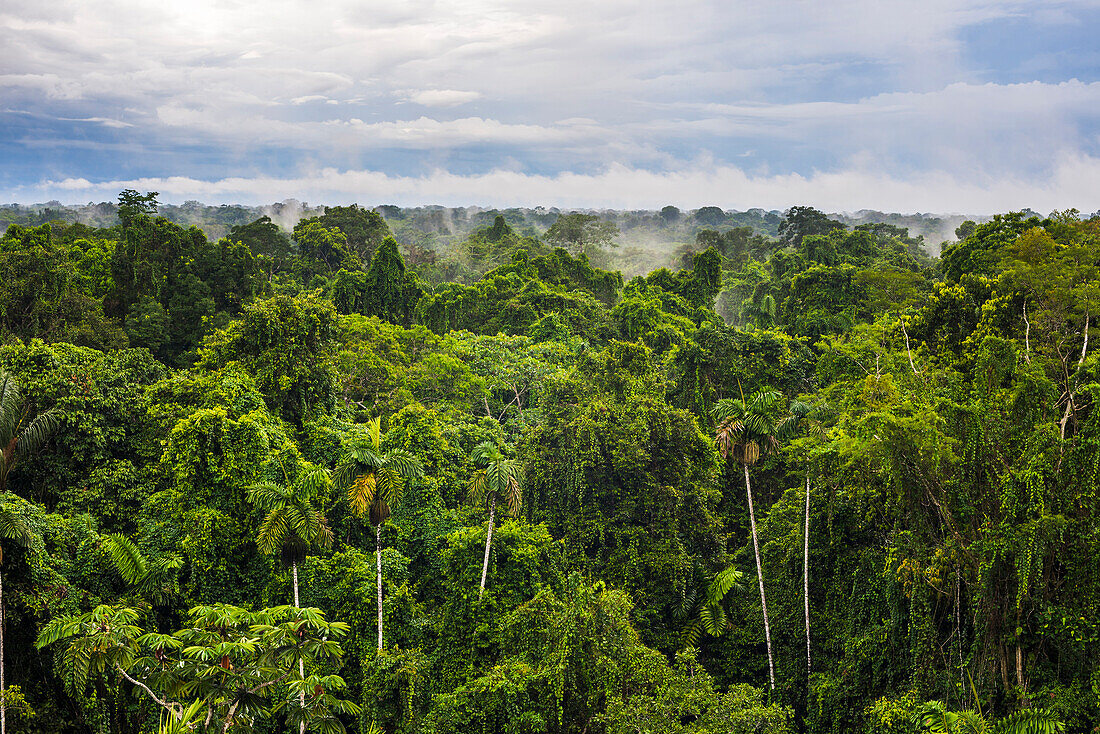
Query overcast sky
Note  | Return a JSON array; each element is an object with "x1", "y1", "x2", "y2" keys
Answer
[{"x1": 2, "y1": 0, "x2": 1098, "y2": 212}]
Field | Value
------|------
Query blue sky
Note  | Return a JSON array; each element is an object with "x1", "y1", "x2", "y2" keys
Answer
[{"x1": 1, "y1": 0, "x2": 1098, "y2": 212}]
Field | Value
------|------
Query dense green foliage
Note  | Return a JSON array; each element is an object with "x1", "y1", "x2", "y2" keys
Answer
[{"x1": 0, "y1": 195, "x2": 1093, "y2": 733}]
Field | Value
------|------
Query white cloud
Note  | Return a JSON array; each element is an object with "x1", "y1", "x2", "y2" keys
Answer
[
  {"x1": 3, "y1": 0, "x2": 1100, "y2": 208},
  {"x1": 290, "y1": 95, "x2": 332, "y2": 105},
  {"x1": 57, "y1": 116, "x2": 133, "y2": 128},
  {"x1": 400, "y1": 89, "x2": 482, "y2": 107}
]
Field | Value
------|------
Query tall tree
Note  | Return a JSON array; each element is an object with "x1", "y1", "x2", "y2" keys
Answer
[
  {"x1": 777, "y1": 206, "x2": 845, "y2": 247},
  {"x1": 229, "y1": 215, "x2": 294, "y2": 278},
  {"x1": 712, "y1": 388, "x2": 802, "y2": 690},
  {"x1": 335, "y1": 417, "x2": 422, "y2": 650},
  {"x1": 0, "y1": 502, "x2": 32, "y2": 734},
  {"x1": 785, "y1": 400, "x2": 824, "y2": 678},
  {"x1": 249, "y1": 465, "x2": 333, "y2": 734},
  {"x1": 362, "y1": 236, "x2": 422, "y2": 326},
  {"x1": 0, "y1": 369, "x2": 59, "y2": 494},
  {"x1": 543, "y1": 213, "x2": 619, "y2": 263},
  {"x1": 466, "y1": 441, "x2": 522, "y2": 600},
  {"x1": 317, "y1": 204, "x2": 392, "y2": 264}
]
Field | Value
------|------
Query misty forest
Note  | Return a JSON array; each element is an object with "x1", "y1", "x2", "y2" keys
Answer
[{"x1": 0, "y1": 194, "x2": 1097, "y2": 734}]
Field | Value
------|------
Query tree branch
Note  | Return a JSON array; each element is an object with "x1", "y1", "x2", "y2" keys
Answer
[{"x1": 116, "y1": 665, "x2": 182, "y2": 720}]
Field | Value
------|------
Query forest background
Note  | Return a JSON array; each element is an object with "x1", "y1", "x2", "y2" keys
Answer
[{"x1": 0, "y1": 194, "x2": 1095, "y2": 734}]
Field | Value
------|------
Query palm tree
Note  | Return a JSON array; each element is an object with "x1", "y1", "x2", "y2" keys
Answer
[
  {"x1": 467, "y1": 442, "x2": 522, "y2": 600},
  {"x1": 335, "y1": 417, "x2": 422, "y2": 651},
  {"x1": 0, "y1": 369, "x2": 59, "y2": 494},
  {"x1": 248, "y1": 466, "x2": 334, "y2": 607},
  {"x1": 712, "y1": 387, "x2": 802, "y2": 690},
  {"x1": 784, "y1": 400, "x2": 823, "y2": 678},
  {"x1": 248, "y1": 465, "x2": 333, "y2": 734},
  {"x1": 0, "y1": 502, "x2": 33, "y2": 734}
]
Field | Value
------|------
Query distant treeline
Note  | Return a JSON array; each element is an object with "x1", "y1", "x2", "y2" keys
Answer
[{"x1": 2, "y1": 199, "x2": 981, "y2": 264}]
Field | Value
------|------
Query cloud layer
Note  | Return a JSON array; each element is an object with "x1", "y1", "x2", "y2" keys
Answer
[{"x1": 2, "y1": 0, "x2": 1098, "y2": 210}]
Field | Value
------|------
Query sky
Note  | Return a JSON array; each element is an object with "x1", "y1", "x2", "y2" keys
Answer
[{"x1": 1, "y1": 0, "x2": 1098, "y2": 213}]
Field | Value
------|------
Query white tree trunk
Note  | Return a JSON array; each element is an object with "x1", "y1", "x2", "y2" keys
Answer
[
  {"x1": 1023, "y1": 302, "x2": 1031, "y2": 364},
  {"x1": 1, "y1": 568, "x2": 6, "y2": 734},
  {"x1": 293, "y1": 561, "x2": 305, "y2": 734},
  {"x1": 376, "y1": 525, "x2": 384, "y2": 651},
  {"x1": 804, "y1": 473, "x2": 811, "y2": 677},
  {"x1": 1080, "y1": 310, "x2": 1090, "y2": 368},
  {"x1": 745, "y1": 465, "x2": 775, "y2": 690},
  {"x1": 479, "y1": 495, "x2": 497, "y2": 600}
]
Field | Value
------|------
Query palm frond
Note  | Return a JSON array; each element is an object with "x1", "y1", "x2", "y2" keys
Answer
[
  {"x1": 142, "y1": 554, "x2": 182, "y2": 604},
  {"x1": 0, "y1": 505, "x2": 33, "y2": 551},
  {"x1": 247, "y1": 482, "x2": 291, "y2": 513},
  {"x1": 711, "y1": 398, "x2": 746, "y2": 424},
  {"x1": 707, "y1": 566, "x2": 746, "y2": 604},
  {"x1": 502, "y1": 472, "x2": 522, "y2": 515},
  {"x1": 311, "y1": 510, "x2": 334, "y2": 550},
  {"x1": 680, "y1": 619, "x2": 704, "y2": 649},
  {"x1": 747, "y1": 389, "x2": 782, "y2": 414},
  {"x1": 0, "y1": 371, "x2": 20, "y2": 442},
  {"x1": 14, "y1": 409, "x2": 59, "y2": 458},
  {"x1": 989, "y1": 709, "x2": 1064, "y2": 734},
  {"x1": 470, "y1": 441, "x2": 505, "y2": 466},
  {"x1": 952, "y1": 710, "x2": 988, "y2": 734},
  {"x1": 913, "y1": 701, "x2": 957, "y2": 734},
  {"x1": 103, "y1": 534, "x2": 148, "y2": 586},
  {"x1": 297, "y1": 465, "x2": 331, "y2": 500},
  {"x1": 256, "y1": 508, "x2": 290, "y2": 556},
  {"x1": 346, "y1": 472, "x2": 377, "y2": 518},
  {"x1": 788, "y1": 400, "x2": 813, "y2": 419},
  {"x1": 715, "y1": 419, "x2": 743, "y2": 460},
  {"x1": 384, "y1": 449, "x2": 423, "y2": 481},
  {"x1": 375, "y1": 468, "x2": 404, "y2": 508},
  {"x1": 467, "y1": 469, "x2": 488, "y2": 505},
  {"x1": 699, "y1": 602, "x2": 729, "y2": 636}
]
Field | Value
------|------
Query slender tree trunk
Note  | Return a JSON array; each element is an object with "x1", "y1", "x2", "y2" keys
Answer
[
  {"x1": 901, "y1": 318, "x2": 919, "y2": 376},
  {"x1": 1062, "y1": 310, "x2": 1092, "y2": 442},
  {"x1": 1081, "y1": 310, "x2": 1090, "y2": 367},
  {"x1": 376, "y1": 524, "x2": 383, "y2": 651},
  {"x1": 1015, "y1": 607, "x2": 1026, "y2": 699},
  {"x1": 1022, "y1": 302, "x2": 1031, "y2": 364},
  {"x1": 745, "y1": 464, "x2": 775, "y2": 690},
  {"x1": 479, "y1": 495, "x2": 497, "y2": 600},
  {"x1": 956, "y1": 571, "x2": 965, "y2": 706},
  {"x1": 293, "y1": 561, "x2": 305, "y2": 734},
  {"x1": 1, "y1": 568, "x2": 5, "y2": 734},
  {"x1": 803, "y1": 473, "x2": 811, "y2": 677}
]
